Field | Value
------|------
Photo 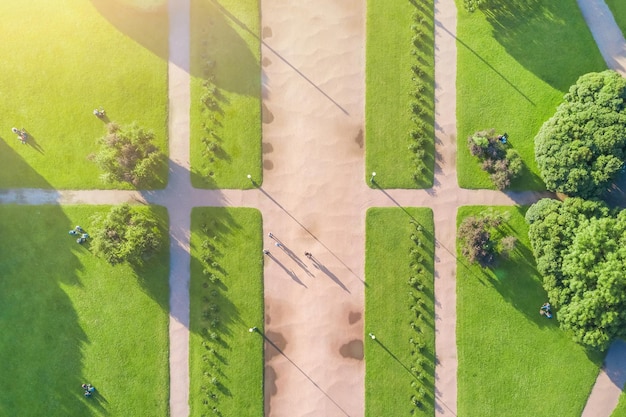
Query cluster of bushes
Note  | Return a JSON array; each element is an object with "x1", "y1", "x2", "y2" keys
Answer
[
  {"x1": 407, "y1": 1, "x2": 432, "y2": 183},
  {"x1": 458, "y1": 211, "x2": 516, "y2": 267},
  {"x1": 199, "y1": 59, "x2": 225, "y2": 180},
  {"x1": 405, "y1": 219, "x2": 432, "y2": 410},
  {"x1": 468, "y1": 129, "x2": 522, "y2": 190},
  {"x1": 90, "y1": 204, "x2": 162, "y2": 266},
  {"x1": 463, "y1": 0, "x2": 484, "y2": 12},
  {"x1": 196, "y1": 222, "x2": 229, "y2": 416},
  {"x1": 90, "y1": 122, "x2": 162, "y2": 188}
]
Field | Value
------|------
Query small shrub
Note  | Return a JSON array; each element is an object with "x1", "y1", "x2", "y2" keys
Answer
[{"x1": 468, "y1": 129, "x2": 522, "y2": 190}]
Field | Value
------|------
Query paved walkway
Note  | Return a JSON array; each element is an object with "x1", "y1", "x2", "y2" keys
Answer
[
  {"x1": 1, "y1": 0, "x2": 625, "y2": 416},
  {"x1": 582, "y1": 340, "x2": 626, "y2": 417}
]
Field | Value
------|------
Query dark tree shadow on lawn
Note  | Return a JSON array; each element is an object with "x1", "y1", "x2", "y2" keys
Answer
[
  {"x1": 190, "y1": 0, "x2": 261, "y2": 96},
  {"x1": 0, "y1": 202, "x2": 97, "y2": 416},
  {"x1": 0, "y1": 138, "x2": 51, "y2": 188},
  {"x1": 481, "y1": 0, "x2": 606, "y2": 92},
  {"x1": 89, "y1": 0, "x2": 169, "y2": 63}
]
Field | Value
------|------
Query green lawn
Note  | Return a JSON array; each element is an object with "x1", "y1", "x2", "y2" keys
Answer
[
  {"x1": 0, "y1": 0, "x2": 168, "y2": 189},
  {"x1": 190, "y1": 0, "x2": 262, "y2": 189},
  {"x1": 365, "y1": 0, "x2": 435, "y2": 189},
  {"x1": 456, "y1": 206, "x2": 602, "y2": 416},
  {"x1": 189, "y1": 207, "x2": 264, "y2": 416},
  {"x1": 365, "y1": 208, "x2": 435, "y2": 416},
  {"x1": 606, "y1": 0, "x2": 626, "y2": 36},
  {"x1": 455, "y1": 0, "x2": 606, "y2": 190},
  {"x1": 0, "y1": 205, "x2": 169, "y2": 416}
]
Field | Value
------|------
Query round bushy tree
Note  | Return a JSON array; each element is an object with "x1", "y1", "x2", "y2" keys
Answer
[
  {"x1": 91, "y1": 122, "x2": 162, "y2": 187},
  {"x1": 91, "y1": 204, "x2": 162, "y2": 266},
  {"x1": 534, "y1": 70, "x2": 626, "y2": 198},
  {"x1": 526, "y1": 198, "x2": 626, "y2": 350}
]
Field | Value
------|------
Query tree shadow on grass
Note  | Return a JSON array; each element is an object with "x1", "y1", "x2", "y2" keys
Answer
[
  {"x1": 188, "y1": 207, "x2": 264, "y2": 413},
  {"x1": 0, "y1": 204, "x2": 96, "y2": 417},
  {"x1": 89, "y1": 0, "x2": 169, "y2": 63},
  {"x1": 0, "y1": 137, "x2": 51, "y2": 188},
  {"x1": 482, "y1": 0, "x2": 606, "y2": 92},
  {"x1": 190, "y1": 0, "x2": 260, "y2": 96}
]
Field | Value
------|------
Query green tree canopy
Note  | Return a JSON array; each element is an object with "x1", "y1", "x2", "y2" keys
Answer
[
  {"x1": 91, "y1": 204, "x2": 162, "y2": 266},
  {"x1": 534, "y1": 70, "x2": 626, "y2": 198},
  {"x1": 91, "y1": 122, "x2": 163, "y2": 187},
  {"x1": 526, "y1": 198, "x2": 626, "y2": 350}
]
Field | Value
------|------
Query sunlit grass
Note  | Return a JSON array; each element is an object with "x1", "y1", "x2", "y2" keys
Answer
[
  {"x1": 0, "y1": 0, "x2": 168, "y2": 189},
  {"x1": 365, "y1": 0, "x2": 435, "y2": 189},
  {"x1": 456, "y1": 206, "x2": 602, "y2": 416},
  {"x1": 365, "y1": 208, "x2": 434, "y2": 416},
  {"x1": 455, "y1": 0, "x2": 605, "y2": 190}
]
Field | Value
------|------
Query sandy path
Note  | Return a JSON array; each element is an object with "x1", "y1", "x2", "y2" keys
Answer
[
  {"x1": 577, "y1": 0, "x2": 626, "y2": 76},
  {"x1": 582, "y1": 340, "x2": 626, "y2": 417},
  {"x1": 258, "y1": 1, "x2": 367, "y2": 415},
  {"x1": 166, "y1": 0, "x2": 192, "y2": 415},
  {"x1": 431, "y1": 0, "x2": 459, "y2": 414}
]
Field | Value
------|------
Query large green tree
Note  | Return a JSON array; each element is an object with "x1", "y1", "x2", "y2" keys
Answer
[
  {"x1": 90, "y1": 204, "x2": 162, "y2": 266},
  {"x1": 526, "y1": 198, "x2": 626, "y2": 350},
  {"x1": 534, "y1": 70, "x2": 626, "y2": 198},
  {"x1": 91, "y1": 122, "x2": 163, "y2": 187}
]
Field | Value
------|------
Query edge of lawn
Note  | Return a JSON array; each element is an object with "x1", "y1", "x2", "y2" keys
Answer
[
  {"x1": 189, "y1": 207, "x2": 264, "y2": 417},
  {"x1": 190, "y1": 0, "x2": 262, "y2": 190},
  {"x1": 365, "y1": 207, "x2": 435, "y2": 416},
  {"x1": 365, "y1": 0, "x2": 435, "y2": 189},
  {"x1": 456, "y1": 205, "x2": 602, "y2": 416}
]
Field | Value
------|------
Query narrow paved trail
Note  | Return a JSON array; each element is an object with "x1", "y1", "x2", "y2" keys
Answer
[{"x1": 1, "y1": 0, "x2": 625, "y2": 416}]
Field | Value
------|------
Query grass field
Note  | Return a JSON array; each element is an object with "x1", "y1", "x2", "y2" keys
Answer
[
  {"x1": 190, "y1": 0, "x2": 262, "y2": 189},
  {"x1": 189, "y1": 207, "x2": 264, "y2": 416},
  {"x1": 455, "y1": 0, "x2": 606, "y2": 190},
  {"x1": 456, "y1": 206, "x2": 602, "y2": 416},
  {"x1": 0, "y1": 0, "x2": 168, "y2": 189},
  {"x1": 365, "y1": 0, "x2": 435, "y2": 189},
  {"x1": 606, "y1": 0, "x2": 626, "y2": 37},
  {"x1": 0, "y1": 205, "x2": 169, "y2": 416},
  {"x1": 365, "y1": 208, "x2": 435, "y2": 416}
]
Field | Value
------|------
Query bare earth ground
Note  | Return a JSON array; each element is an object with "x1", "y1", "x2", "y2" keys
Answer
[{"x1": 0, "y1": 0, "x2": 625, "y2": 416}]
